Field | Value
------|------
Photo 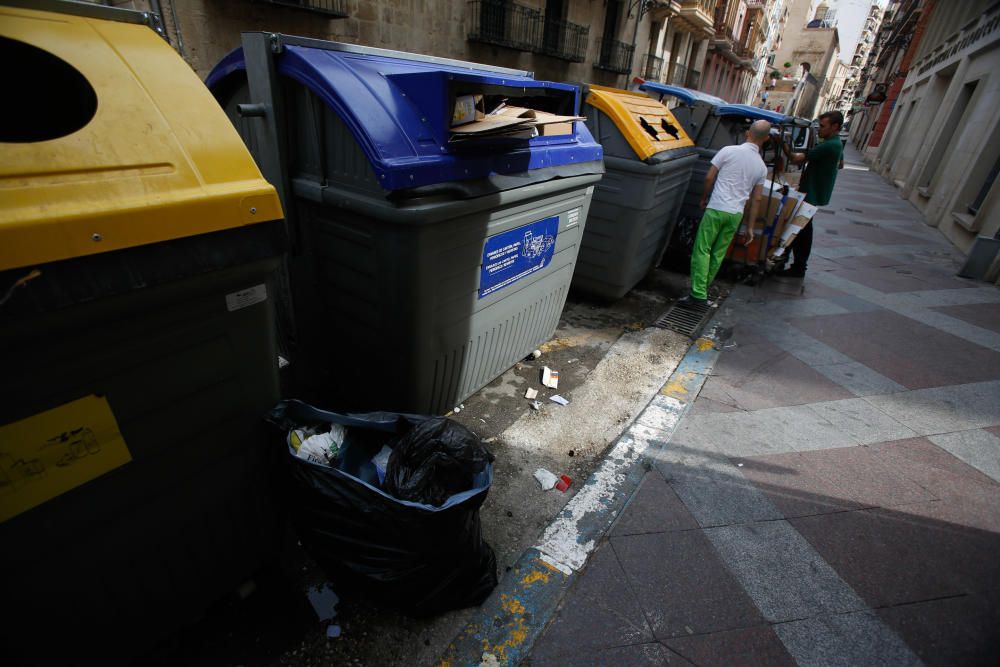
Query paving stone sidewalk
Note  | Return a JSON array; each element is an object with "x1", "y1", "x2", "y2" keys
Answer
[{"x1": 526, "y1": 145, "x2": 1000, "y2": 666}]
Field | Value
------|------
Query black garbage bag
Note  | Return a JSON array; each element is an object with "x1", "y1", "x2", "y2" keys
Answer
[
  {"x1": 268, "y1": 400, "x2": 498, "y2": 617},
  {"x1": 385, "y1": 417, "x2": 496, "y2": 506}
]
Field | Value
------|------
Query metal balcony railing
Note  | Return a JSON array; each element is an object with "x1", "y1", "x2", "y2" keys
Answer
[
  {"x1": 669, "y1": 63, "x2": 701, "y2": 89},
  {"x1": 643, "y1": 53, "x2": 665, "y2": 81},
  {"x1": 686, "y1": 68, "x2": 701, "y2": 89},
  {"x1": 467, "y1": 0, "x2": 542, "y2": 52},
  {"x1": 534, "y1": 17, "x2": 589, "y2": 62},
  {"x1": 595, "y1": 37, "x2": 635, "y2": 74},
  {"x1": 251, "y1": 0, "x2": 347, "y2": 17}
]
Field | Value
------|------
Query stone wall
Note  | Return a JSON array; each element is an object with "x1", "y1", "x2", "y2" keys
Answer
[{"x1": 141, "y1": 0, "x2": 640, "y2": 88}]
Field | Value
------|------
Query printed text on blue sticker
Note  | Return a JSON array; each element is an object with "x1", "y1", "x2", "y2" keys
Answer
[{"x1": 479, "y1": 216, "x2": 559, "y2": 299}]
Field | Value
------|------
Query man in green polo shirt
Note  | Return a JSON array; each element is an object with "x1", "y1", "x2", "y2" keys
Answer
[{"x1": 777, "y1": 110, "x2": 844, "y2": 278}]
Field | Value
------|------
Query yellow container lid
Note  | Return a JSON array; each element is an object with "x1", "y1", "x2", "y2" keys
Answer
[
  {"x1": 0, "y1": 5, "x2": 283, "y2": 272},
  {"x1": 585, "y1": 84, "x2": 694, "y2": 161}
]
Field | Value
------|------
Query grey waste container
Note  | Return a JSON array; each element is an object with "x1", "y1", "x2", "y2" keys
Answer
[
  {"x1": 0, "y1": 5, "x2": 285, "y2": 664},
  {"x1": 639, "y1": 81, "x2": 727, "y2": 145},
  {"x1": 208, "y1": 34, "x2": 604, "y2": 414},
  {"x1": 570, "y1": 84, "x2": 698, "y2": 300}
]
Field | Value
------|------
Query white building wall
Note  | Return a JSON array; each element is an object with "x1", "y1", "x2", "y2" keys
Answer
[{"x1": 876, "y1": 3, "x2": 1000, "y2": 261}]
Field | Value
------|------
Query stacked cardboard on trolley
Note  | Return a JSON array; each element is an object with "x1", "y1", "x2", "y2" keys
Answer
[
  {"x1": 727, "y1": 179, "x2": 816, "y2": 267},
  {"x1": 769, "y1": 199, "x2": 818, "y2": 265}
]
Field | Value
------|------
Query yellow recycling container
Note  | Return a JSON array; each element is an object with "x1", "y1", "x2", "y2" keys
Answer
[
  {"x1": 0, "y1": 3, "x2": 285, "y2": 663},
  {"x1": 574, "y1": 84, "x2": 698, "y2": 300}
]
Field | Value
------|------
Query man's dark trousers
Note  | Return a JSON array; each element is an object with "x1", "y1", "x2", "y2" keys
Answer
[{"x1": 787, "y1": 216, "x2": 813, "y2": 270}]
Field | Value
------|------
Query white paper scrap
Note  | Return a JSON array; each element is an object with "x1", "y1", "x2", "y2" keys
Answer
[{"x1": 534, "y1": 468, "x2": 558, "y2": 490}]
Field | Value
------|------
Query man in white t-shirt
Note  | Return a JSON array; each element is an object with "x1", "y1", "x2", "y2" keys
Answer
[{"x1": 679, "y1": 119, "x2": 770, "y2": 306}]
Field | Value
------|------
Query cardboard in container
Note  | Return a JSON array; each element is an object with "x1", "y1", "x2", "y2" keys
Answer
[
  {"x1": 451, "y1": 94, "x2": 485, "y2": 127},
  {"x1": 449, "y1": 103, "x2": 585, "y2": 139}
]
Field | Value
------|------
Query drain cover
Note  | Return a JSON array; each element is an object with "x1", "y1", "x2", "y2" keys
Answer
[{"x1": 652, "y1": 301, "x2": 714, "y2": 338}]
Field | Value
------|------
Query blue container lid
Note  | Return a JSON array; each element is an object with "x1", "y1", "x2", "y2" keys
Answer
[
  {"x1": 638, "y1": 82, "x2": 726, "y2": 107},
  {"x1": 207, "y1": 41, "x2": 603, "y2": 192},
  {"x1": 714, "y1": 104, "x2": 790, "y2": 124}
]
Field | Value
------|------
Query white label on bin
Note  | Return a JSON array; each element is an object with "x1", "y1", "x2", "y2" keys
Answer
[
  {"x1": 566, "y1": 208, "x2": 581, "y2": 229},
  {"x1": 226, "y1": 284, "x2": 267, "y2": 312}
]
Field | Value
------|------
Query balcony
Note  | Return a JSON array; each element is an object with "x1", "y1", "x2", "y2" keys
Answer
[
  {"x1": 534, "y1": 16, "x2": 589, "y2": 62},
  {"x1": 643, "y1": 53, "x2": 666, "y2": 81},
  {"x1": 669, "y1": 62, "x2": 701, "y2": 89},
  {"x1": 676, "y1": 0, "x2": 715, "y2": 36},
  {"x1": 467, "y1": 0, "x2": 542, "y2": 51},
  {"x1": 251, "y1": 0, "x2": 347, "y2": 17},
  {"x1": 711, "y1": 23, "x2": 739, "y2": 49},
  {"x1": 595, "y1": 37, "x2": 635, "y2": 74}
]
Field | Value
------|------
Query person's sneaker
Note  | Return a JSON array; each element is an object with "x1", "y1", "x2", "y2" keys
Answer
[
  {"x1": 775, "y1": 265, "x2": 806, "y2": 278},
  {"x1": 676, "y1": 294, "x2": 708, "y2": 307}
]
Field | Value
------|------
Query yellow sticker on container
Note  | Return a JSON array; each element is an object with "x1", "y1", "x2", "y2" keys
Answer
[{"x1": 0, "y1": 395, "x2": 132, "y2": 523}]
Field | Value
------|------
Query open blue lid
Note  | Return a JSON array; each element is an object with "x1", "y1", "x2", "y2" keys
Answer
[
  {"x1": 207, "y1": 39, "x2": 603, "y2": 192},
  {"x1": 714, "y1": 104, "x2": 790, "y2": 124},
  {"x1": 638, "y1": 82, "x2": 726, "y2": 107}
]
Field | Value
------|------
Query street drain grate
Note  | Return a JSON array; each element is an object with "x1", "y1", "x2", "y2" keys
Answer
[{"x1": 652, "y1": 301, "x2": 714, "y2": 338}]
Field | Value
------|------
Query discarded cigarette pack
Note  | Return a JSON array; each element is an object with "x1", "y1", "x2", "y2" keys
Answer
[{"x1": 541, "y1": 366, "x2": 559, "y2": 389}]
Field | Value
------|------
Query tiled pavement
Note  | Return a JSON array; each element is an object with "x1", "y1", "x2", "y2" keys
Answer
[{"x1": 526, "y1": 146, "x2": 1000, "y2": 665}]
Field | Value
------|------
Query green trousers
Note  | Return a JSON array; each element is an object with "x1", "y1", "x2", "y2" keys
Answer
[{"x1": 690, "y1": 207, "x2": 743, "y2": 300}]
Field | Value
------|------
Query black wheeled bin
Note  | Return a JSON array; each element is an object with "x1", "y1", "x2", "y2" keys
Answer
[
  {"x1": 0, "y1": 5, "x2": 285, "y2": 663},
  {"x1": 208, "y1": 35, "x2": 604, "y2": 414},
  {"x1": 573, "y1": 84, "x2": 698, "y2": 300}
]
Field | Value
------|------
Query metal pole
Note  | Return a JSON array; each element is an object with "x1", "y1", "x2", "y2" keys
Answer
[
  {"x1": 167, "y1": 0, "x2": 185, "y2": 56},
  {"x1": 630, "y1": 0, "x2": 646, "y2": 78},
  {"x1": 147, "y1": 0, "x2": 167, "y2": 43}
]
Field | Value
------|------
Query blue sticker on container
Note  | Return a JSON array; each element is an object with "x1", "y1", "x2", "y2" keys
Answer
[{"x1": 479, "y1": 216, "x2": 559, "y2": 299}]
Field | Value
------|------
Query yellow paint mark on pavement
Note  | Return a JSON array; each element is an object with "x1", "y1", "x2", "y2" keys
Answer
[
  {"x1": 662, "y1": 379, "x2": 689, "y2": 397},
  {"x1": 475, "y1": 595, "x2": 531, "y2": 664},
  {"x1": 501, "y1": 594, "x2": 526, "y2": 615},
  {"x1": 521, "y1": 569, "x2": 550, "y2": 586},
  {"x1": 695, "y1": 338, "x2": 714, "y2": 352},
  {"x1": 539, "y1": 334, "x2": 591, "y2": 353}
]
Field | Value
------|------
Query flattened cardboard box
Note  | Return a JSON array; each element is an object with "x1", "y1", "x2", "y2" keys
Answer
[{"x1": 450, "y1": 103, "x2": 585, "y2": 137}]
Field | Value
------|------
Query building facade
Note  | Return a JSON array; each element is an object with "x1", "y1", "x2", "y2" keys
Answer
[
  {"x1": 639, "y1": 1, "x2": 717, "y2": 91},
  {"x1": 847, "y1": 0, "x2": 927, "y2": 157},
  {"x1": 838, "y1": 0, "x2": 882, "y2": 112},
  {"x1": 767, "y1": 0, "x2": 840, "y2": 117},
  {"x1": 107, "y1": 0, "x2": 672, "y2": 88},
  {"x1": 701, "y1": 0, "x2": 756, "y2": 102},
  {"x1": 746, "y1": 0, "x2": 788, "y2": 107},
  {"x1": 870, "y1": 0, "x2": 1000, "y2": 275}
]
